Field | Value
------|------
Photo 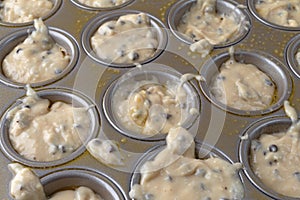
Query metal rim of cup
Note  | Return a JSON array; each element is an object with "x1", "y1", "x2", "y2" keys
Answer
[
  {"x1": 0, "y1": 87, "x2": 100, "y2": 168},
  {"x1": 0, "y1": 0, "x2": 62, "y2": 27},
  {"x1": 167, "y1": 0, "x2": 252, "y2": 48},
  {"x1": 285, "y1": 34, "x2": 300, "y2": 79},
  {"x1": 81, "y1": 9, "x2": 168, "y2": 68},
  {"x1": 238, "y1": 115, "x2": 300, "y2": 200},
  {"x1": 0, "y1": 26, "x2": 79, "y2": 89},
  {"x1": 130, "y1": 140, "x2": 245, "y2": 197},
  {"x1": 199, "y1": 49, "x2": 293, "y2": 116},
  {"x1": 102, "y1": 63, "x2": 201, "y2": 141},
  {"x1": 70, "y1": 0, "x2": 134, "y2": 11},
  {"x1": 247, "y1": 0, "x2": 300, "y2": 31},
  {"x1": 40, "y1": 168, "x2": 126, "y2": 199}
]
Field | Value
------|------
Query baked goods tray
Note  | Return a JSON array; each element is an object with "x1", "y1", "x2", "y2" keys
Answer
[{"x1": 0, "y1": 0, "x2": 299, "y2": 199}]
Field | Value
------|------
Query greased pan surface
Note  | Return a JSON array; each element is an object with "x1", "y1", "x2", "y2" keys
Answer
[{"x1": 0, "y1": 0, "x2": 300, "y2": 199}]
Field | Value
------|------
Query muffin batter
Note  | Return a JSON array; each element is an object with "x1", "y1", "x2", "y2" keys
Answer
[
  {"x1": 77, "y1": 0, "x2": 129, "y2": 8},
  {"x1": 49, "y1": 186, "x2": 103, "y2": 200},
  {"x1": 7, "y1": 86, "x2": 91, "y2": 162},
  {"x1": 87, "y1": 138, "x2": 125, "y2": 166},
  {"x1": 296, "y1": 50, "x2": 300, "y2": 66},
  {"x1": 250, "y1": 101, "x2": 300, "y2": 197},
  {"x1": 9, "y1": 163, "x2": 46, "y2": 200},
  {"x1": 177, "y1": 0, "x2": 246, "y2": 56},
  {"x1": 91, "y1": 13, "x2": 158, "y2": 64},
  {"x1": 2, "y1": 18, "x2": 70, "y2": 84},
  {"x1": 210, "y1": 48, "x2": 275, "y2": 111},
  {"x1": 112, "y1": 73, "x2": 197, "y2": 135},
  {"x1": 8, "y1": 163, "x2": 103, "y2": 200},
  {"x1": 0, "y1": 0, "x2": 53, "y2": 23},
  {"x1": 129, "y1": 127, "x2": 244, "y2": 200},
  {"x1": 255, "y1": 0, "x2": 300, "y2": 27}
]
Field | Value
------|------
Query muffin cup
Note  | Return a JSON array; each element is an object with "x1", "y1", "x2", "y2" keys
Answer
[
  {"x1": 0, "y1": 26, "x2": 79, "y2": 88},
  {"x1": 102, "y1": 63, "x2": 201, "y2": 141},
  {"x1": 130, "y1": 141, "x2": 244, "y2": 196},
  {"x1": 0, "y1": 88, "x2": 100, "y2": 168},
  {"x1": 0, "y1": 0, "x2": 62, "y2": 27},
  {"x1": 247, "y1": 0, "x2": 300, "y2": 31},
  {"x1": 167, "y1": 0, "x2": 252, "y2": 48},
  {"x1": 238, "y1": 116, "x2": 299, "y2": 200},
  {"x1": 285, "y1": 34, "x2": 300, "y2": 78},
  {"x1": 70, "y1": 0, "x2": 134, "y2": 11},
  {"x1": 81, "y1": 10, "x2": 168, "y2": 68},
  {"x1": 41, "y1": 168, "x2": 125, "y2": 199},
  {"x1": 199, "y1": 50, "x2": 293, "y2": 116}
]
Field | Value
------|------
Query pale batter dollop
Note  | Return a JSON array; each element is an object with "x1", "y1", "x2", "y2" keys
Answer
[
  {"x1": 8, "y1": 163, "x2": 46, "y2": 200},
  {"x1": 210, "y1": 48, "x2": 275, "y2": 111},
  {"x1": 296, "y1": 50, "x2": 300, "y2": 67},
  {"x1": 129, "y1": 127, "x2": 244, "y2": 200},
  {"x1": 49, "y1": 186, "x2": 103, "y2": 200},
  {"x1": 0, "y1": 0, "x2": 53, "y2": 23},
  {"x1": 177, "y1": 0, "x2": 247, "y2": 57},
  {"x1": 2, "y1": 18, "x2": 70, "y2": 84},
  {"x1": 255, "y1": 0, "x2": 300, "y2": 27},
  {"x1": 6, "y1": 86, "x2": 91, "y2": 162},
  {"x1": 8, "y1": 163, "x2": 103, "y2": 200},
  {"x1": 112, "y1": 72, "x2": 198, "y2": 135},
  {"x1": 250, "y1": 101, "x2": 300, "y2": 198},
  {"x1": 87, "y1": 138, "x2": 125, "y2": 166},
  {"x1": 77, "y1": 0, "x2": 129, "y2": 8},
  {"x1": 91, "y1": 13, "x2": 158, "y2": 64}
]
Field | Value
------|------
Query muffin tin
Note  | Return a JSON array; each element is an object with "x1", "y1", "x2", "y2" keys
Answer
[{"x1": 0, "y1": 0, "x2": 300, "y2": 199}]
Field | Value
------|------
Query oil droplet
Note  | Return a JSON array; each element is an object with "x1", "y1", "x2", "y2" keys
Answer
[{"x1": 121, "y1": 138, "x2": 127, "y2": 143}]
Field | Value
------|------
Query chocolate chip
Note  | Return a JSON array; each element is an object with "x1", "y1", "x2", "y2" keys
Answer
[
  {"x1": 200, "y1": 183, "x2": 207, "y2": 190},
  {"x1": 251, "y1": 140, "x2": 262, "y2": 151},
  {"x1": 16, "y1": 48, "x2": 22, "y2": 54},
  {"x1": 120, "y1": 20, "x2": 126, "y2": 25},
  {"x1": 145, "y1": 193, "x2": 154, "y2": 200},
  {"x1": 269, "y1": 161, "x2": 273, "y2": 166},
  {"x1": 47, "y1": 50, "x2": 52, "y2": 55},
  {"x1": 58, "y1": 145, "x2": 66, "y2": 153},
  {"x1": 117, "y1": 49, "x2": 125, "y2": 57},
  {"x1": 165, "y1": 175, "x2": 173, "y2": 182},
  {"x1": 265, "y1": 79, "x2": 273, "y2": 87},
  {"x1": 107, "y1": 25, "x2": 114, "y2": 30},
  {"x1": 163, "y1": 113, "x2": 172, "y2": 120},
  {"x1": 131, "y1": 52, "x2": 139, "y2": 61},
  {"x1": 293, "y1": 172, "x2": 300, "y2": 182},
  {"x1": 195, "y1": 168, "x2": 206, "y2": 177},
  {"x1": 55, "y1": 69, "x2": 62, "y2": 74},
  {"x1": 180, "y1": 103, "x2": 187, "y2": 109},
  {"x1": 23, "y1": 105, "x2": 31, "y2": 109},
  {"x1": 269, "y1": 144, "x2": 278, "y2": 152},
  {"x1": 191, "y1": 33, "x2": 196, "y2": 39},
  {"x1": 287, "y1": 3, "x2": 295, "y2": 11},
  {"x1": 217, "y1": 75, "x2": 226, "y2": 80},
  {"x1": 137, "y1": 15, "x2": 143, "y2": 24},
  {"x1": 108, "y1": 145, "x2": 116, "y2": 153},
  {"x1": 74, "y1": 124, "x2": 82, "y2": 128}
]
